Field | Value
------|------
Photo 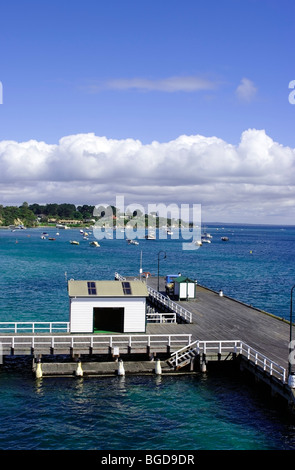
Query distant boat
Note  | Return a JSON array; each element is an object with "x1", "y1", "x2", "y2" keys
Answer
[
  {"x1": 70, "y1": 240, "x2": 79, "y2": 245},
  {"x1": 40, "y1": 235, "x2": 46, "y2": 239},
  {"x1": 145, "y1": 231, "x2": 156, "y2": 240},
  {"x1": 221, "y1": 237, "x2": 229, "y2": 241},
  {"x1": 48, "y1": 237, "x2": 56, "y2": 241},
  {"x1": 89, "y1": 241, "x2": 100, "y2": 247},
  {"x1": 127, "y1": 239, "x2": 139, "y2": 245},
  {"x1": 203, "y1": 232, "x2": 212, "y2": 239},
  {"x1": 201, "y1": 237, "x2": 211, "y2": 243},
  {"x1": 195, "y1": 240, "x2": 202, "y2": 246}
]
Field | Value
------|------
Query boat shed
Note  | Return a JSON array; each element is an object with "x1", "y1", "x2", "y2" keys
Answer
[
  {"x1": 173, "y1": 276, "x2": 197, "y2": 300},
  {"x1": 68, "y1": 280, "x2": 149, "y2": 334}
]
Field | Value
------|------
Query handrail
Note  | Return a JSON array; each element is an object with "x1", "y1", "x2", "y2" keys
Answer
[
  {"x1": 147, "y1": 286, "x2": 192, "y2": 323},
  {"x1": 170, "y1": 340, "x2": 287, "y2": 384},
  {"x1": 0, "y1": 322, "x2": 70, "y2": 333},
  {"x1": 0, "y1": 333, "x2": 192, "y2": 352},
  {"x1": 115, "y1": 272, "x2": 193, "y2": 324},
  {"x1": 146, "y1": 313, "x2": 177, "y2": 323}
]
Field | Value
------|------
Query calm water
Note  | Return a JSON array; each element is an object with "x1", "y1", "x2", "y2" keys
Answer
[{"x1": 0, "y1": 224, "x2": 295, "y2": 450}]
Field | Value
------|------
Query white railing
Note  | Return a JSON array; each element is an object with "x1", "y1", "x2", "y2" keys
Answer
[
  {"x1": 239, "y1": 341, "x2": 287, "y2": 384},
  {"x1": 0, "y1": 333, "x2": 192, "y2": 353},
  {"x1": 170, "y1": 340, "x2": 287, "y2": 384},
  {"x1": 115, "y1": 272, "x2": 192, "y2": 324},
  {"x1": 146, "y1": 313, "x2": 176, "y2": 323},
  {"x1": 0, "y1": 322, "x2": 70, "y2": 334},
  {"x1": 147, "y1": 286, "x2": 192, "y2": 323}
]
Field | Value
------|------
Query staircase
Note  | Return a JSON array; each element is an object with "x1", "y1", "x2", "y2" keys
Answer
[{"x1": 167, "y1": 341, "x2": 200, "y2": 370}]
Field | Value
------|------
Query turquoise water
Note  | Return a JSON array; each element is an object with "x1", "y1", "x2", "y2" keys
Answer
[{"x1": 0, "y1": 224, "x2": 295, "y2": 450}]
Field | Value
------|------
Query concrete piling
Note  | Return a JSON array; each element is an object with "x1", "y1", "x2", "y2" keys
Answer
[
  {"x1": 117, "y1": 359, "x2": 125, "y2": 376},
  {"x1": 75, "y1": 361, "x2": 83, "y2": 377},
  {"x1": 35, "y1": 360, "x2": 43, "y2": 379},
  {"x1": 155, "y1": 358, "x2": 162, "y2": 375}
]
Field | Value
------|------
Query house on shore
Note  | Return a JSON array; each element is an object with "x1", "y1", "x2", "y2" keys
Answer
[{"x1": 68, "y1": 280, "x2": 149, "y2": 333}]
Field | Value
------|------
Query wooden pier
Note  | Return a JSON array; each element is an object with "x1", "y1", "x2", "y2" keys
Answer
[
  {"x1": 1, "y1": 271, "x2": 295, "y2": 414},
  {"x1": 143, "y1": 274, "x2": 295, "y2": 410}
]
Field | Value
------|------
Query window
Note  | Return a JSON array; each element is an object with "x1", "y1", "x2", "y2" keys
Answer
[
  {"x1": 87, "y1": 281, "x2": 97, "y2": 295},
  {"x1": 122, "y1": 281, "x2": 132, "y2": 295}
]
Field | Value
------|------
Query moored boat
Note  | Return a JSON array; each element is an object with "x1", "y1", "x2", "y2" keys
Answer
[{"x1": 89, "y1": 241, "x2": 100, "y2": 247}]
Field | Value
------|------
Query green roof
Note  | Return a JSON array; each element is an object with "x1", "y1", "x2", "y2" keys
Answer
[
  {"x1": 68, "y1": 280, "x2": 149, "y2": 298},
  {"x1": 174, "y1": 276, "x2": 195, "y2": 284}
]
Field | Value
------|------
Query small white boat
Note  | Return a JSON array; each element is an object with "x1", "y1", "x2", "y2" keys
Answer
[
  {"x1": 70, "y1": 240, "x2": 80, "y2": 245},
  {"x1": 127, "y1": 239, "x2": 139, "y2": 245},
  {"x1": 89, "y1": 241, "x2": 100, "y2": 247},
  {"x1": 201, "y1": 238, "x2": 211, "y2": 243}
]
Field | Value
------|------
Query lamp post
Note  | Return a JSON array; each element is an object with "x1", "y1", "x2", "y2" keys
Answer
[
  {"x1": 289, "y1": 284, "x2": 295, "y2": 377},
  {"x1": 157, "y1": 250, "x2": 166, "y2": 292}
]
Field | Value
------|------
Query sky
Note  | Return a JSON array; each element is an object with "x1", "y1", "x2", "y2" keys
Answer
[{"x1": 0, "y1": 0, "x2": 294, "y2": 224}]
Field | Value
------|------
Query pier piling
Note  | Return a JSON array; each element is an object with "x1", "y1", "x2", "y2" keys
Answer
[
  {"x1": 117, "y1": 359, "x2": 125, "y2": 376},
  {"x1": 155, "y1": 358, "x2": 162, "y2": 375}
]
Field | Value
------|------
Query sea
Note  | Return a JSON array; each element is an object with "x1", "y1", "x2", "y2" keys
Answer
[{"x1": 0, "y1": 223, "x2": 295, "y2": 452}]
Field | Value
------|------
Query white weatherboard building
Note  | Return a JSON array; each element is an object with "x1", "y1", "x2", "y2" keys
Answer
[{"x1": 68, "y1": 280, "x2": 149, "y2": 333}]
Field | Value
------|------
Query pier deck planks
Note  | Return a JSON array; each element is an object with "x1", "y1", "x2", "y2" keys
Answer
[{"x1": 145, "y1": 277, "x2": 290, "y2": 370}]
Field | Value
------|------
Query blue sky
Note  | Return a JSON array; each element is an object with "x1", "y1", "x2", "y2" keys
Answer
[{"x1": 0, "y1": 0, "x2": 294, "y2": 223}]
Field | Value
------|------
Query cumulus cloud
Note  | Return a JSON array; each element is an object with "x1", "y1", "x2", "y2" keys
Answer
[
  {"x1": 0, "y1": 129, "x2": 294, "y2": 223},
  {"x1": 236, "y1": 78, "x2": 257, "y2": 102}
]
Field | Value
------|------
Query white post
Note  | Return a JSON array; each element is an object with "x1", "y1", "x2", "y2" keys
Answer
[
  {"x1": 155, "y1": 358, "x2": 162, "y2": 375},
  {"x1": 75, "y1": 361, "x2": 83, "y2": 377},
  {"x1": 117, "y1": 359, "x2": 125, "y2": 376},
  {"x1": 35, "y1": 360, "x2": 42, "y2": 379}
]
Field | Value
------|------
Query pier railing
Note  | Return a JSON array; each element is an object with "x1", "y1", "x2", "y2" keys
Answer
[
  {"x1": 170, "y1": 340, "x2": 287, "y2": 384},
  {"x1": 0, "y1": 322, "x2": 70, "y2": 334},
  {"x1": 147, "y1": 286, "x2": 192, "y2": 323},
  {"x1": 0, "y1": 333, "x2": 192, "y2": 355},
  {"x1": 146, "y1": 313, "x2": 177, "y2": 323},
  {"x1": 114, "y1": 272, "x2": 192, "y2": 323}
]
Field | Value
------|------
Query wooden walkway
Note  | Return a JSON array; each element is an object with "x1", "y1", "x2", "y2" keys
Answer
[{"x1": 145, "y1": 276, "x2": 290, "y2": 371}]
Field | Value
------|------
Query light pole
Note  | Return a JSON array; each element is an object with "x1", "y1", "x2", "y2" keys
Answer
[
  {"x1": 289, "y1": 284, "x2": 295, "y2": 377},
  {"x1": 157, "y1": 250, "x2": 166, "y2": 292}
]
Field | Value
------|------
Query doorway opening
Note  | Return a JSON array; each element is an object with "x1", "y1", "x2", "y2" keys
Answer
[{"x1": 93, "y1": 307, "x2": 125, "y2": 333}]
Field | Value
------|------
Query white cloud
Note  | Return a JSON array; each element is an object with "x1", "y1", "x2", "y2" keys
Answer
[
  {"x1": 236, "y1": 78, "x2": 257, "y2": 102},
  {"x1": 0, "y1": 129, "x2": 294, "y2": 224},
  {"x1": 88, "y1": 76, "x2": 216, "y2": 93}
]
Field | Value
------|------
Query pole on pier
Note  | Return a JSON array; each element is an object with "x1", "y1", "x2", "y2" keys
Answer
[{"x1": 157, "y1": 251, "x2": 166, "y2": 292}]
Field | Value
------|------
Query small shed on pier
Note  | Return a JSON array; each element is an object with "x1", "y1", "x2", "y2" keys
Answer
[
  {"x1": 68, "y1": 280, "x2": 149, "y2": 333},
  {"x1": 173, "y1": 276, "x2": 197, "y2": 300}
]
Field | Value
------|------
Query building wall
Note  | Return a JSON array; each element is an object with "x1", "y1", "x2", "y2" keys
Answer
[
  {"x1": 70, "y1": 297, "x2": 146, "y2": 333},
  {"x1": 174, "y1": 282, "x2": 195, "y2": 299}
]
